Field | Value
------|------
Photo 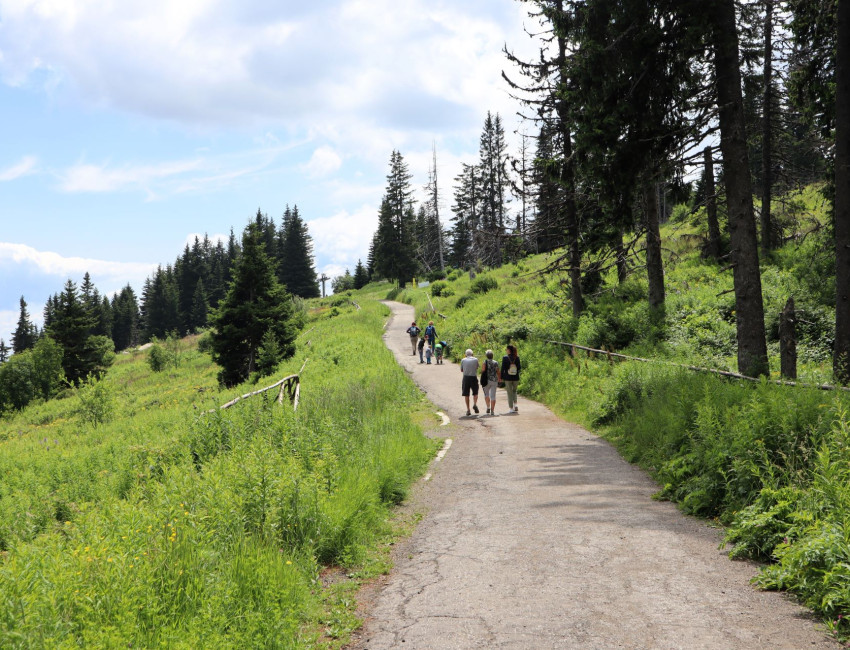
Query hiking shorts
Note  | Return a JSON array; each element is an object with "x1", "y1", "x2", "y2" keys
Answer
[{"x1": 462, "y1": 375, "x2": 479, "y2": 397}]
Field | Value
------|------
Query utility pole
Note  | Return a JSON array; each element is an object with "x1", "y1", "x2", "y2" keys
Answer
[{"x1": 319, "y1": 273, "x2": 329, "y2": 298}]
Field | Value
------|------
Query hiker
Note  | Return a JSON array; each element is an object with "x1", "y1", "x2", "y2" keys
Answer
[
  {"x1": 425, "y1": 345, "x2": 433, "y2": 365},
  {"x1": 406, "y1": 321, "x2": 421, "y2": 355},
  {"x1": 418, "y1": 336, "x2": 426, "y2": 363},
  {"x1": 424, "y1": 321, "x2": 437, "y2": 351},
  {"x1": 460, "y1": 349, "x2": 480, "y2": 416},
  {"x1": 501, "y1": 344, "x2": 521, "y2": 413},
  {"x1": 434, "y1": 341, "x2": 444, "y2": 364},
  {"x1": 482, "y1": 349, "x2": 501, "y2": 415}
]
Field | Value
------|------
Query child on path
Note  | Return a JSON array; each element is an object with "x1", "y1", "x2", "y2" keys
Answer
[
  {"x1": 425, "y1": 346, "x2": 433, "y2": 364},
  {"x1": 418, "y1": 337, "x2": 426, "y2": 364},
  {"x1": 434, "y1": 341, "x2": 444, "y2": 364}
]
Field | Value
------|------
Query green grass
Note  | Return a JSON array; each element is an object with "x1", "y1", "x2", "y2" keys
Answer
[{"x1": 0, "y1": 302, "x2": 439, "y2": 648}]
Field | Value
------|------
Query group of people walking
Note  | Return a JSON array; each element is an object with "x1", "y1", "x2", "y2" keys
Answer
[
  {"x1": 406, "y1": 320, "x2": 522, "y2": 416},
  {"x1": 407, "y1": 320, "x2": 443, "y2": 364},
  {"x1": 460, "y1": 345, "x2": 521, "y2": 417}
]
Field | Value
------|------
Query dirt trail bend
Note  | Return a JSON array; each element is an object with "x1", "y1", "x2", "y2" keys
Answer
[{"x1": 351, "y1": 301, "x2": 836, "y2": 649}]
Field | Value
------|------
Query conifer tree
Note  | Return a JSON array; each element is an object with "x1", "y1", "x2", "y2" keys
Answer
[
  {"x1": 191, "y1": 280, "x2": 209, "y2": 332},
  {"x1": 210, "y1": 222, "x2": 298, "y2": 386},
  {"x1": 111, "y1": 285, "x2": 140, "y2": 351},
  {"x1": 278, "y1": 205, "x2": 320, "y2": 298},
  {"x1": 0, "y1": 339, "x2": 8, "y2": 363},
  {"x1": 12, "y1": 296, "x2": 37, "y2": 353},
  {"x1": 371, "y1": 151, "x2": 419, "y2": 285},
  {"x1": 353, "y1": 259, "x2": 369, "y2": 289}
]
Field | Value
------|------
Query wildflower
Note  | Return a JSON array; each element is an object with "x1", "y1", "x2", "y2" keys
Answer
[{"x1": 286, "y1": 561, "x2": 292, "y2": 565}]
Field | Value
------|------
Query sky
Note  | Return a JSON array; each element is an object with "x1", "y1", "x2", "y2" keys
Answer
[{"x1": 0, "y1": 0, "x2": 540, "y2": 345}]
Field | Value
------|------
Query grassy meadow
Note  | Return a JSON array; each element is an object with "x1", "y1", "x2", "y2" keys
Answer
[
  {"x1": 0, "y1": 300, "x2": 439, "y2": 648},
  {"x1": 367, "y1": 183, "x2": 850, "y2": 637}
]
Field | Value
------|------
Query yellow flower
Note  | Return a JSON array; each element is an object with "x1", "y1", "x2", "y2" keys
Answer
[{"x1": 286, "y1": 560, "x2": 292, "y2": 565}]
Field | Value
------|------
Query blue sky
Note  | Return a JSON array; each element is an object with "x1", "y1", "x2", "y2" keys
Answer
[{"x1": 0, "y1": 0, "x2": 538, "y2": 344}]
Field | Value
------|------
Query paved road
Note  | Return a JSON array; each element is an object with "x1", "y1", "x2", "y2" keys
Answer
[{"x1": 350, "y1": 301, "x2": 837, "y2": 649}]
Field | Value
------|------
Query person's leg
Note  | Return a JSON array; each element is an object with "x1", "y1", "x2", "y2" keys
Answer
[
  {"x1": 464, "y1": 395, "x2": 471, "y2": 415},
  {"x1": 505, "y1": 381, "x2": 516, "y2": 410},
  {"x1": 472, "y1": 385, "x2": 479, "y2": 413}
]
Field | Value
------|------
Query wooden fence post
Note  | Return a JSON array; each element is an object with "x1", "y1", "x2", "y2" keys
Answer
[{"x1": 780, "y1": 297, "x2": 797, "y2": 380}]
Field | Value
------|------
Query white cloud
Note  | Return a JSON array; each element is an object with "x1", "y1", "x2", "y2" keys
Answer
[
  {"x1": 0, "y1": 155, "x2": 38, "y2": 181},
  {"x1": 58, "y1": 158, "x2": 203, "y2": 193},
  {"x1": 0, "y1": 242, "x2": 156, "y2": 283},
  {"x1": 309, "y1": 205, "x2": 377, "y2": 271},
  {"x1": 303, "y1": 146, "x2": 342, "y2": 178},
  {"x1": 0, "y1": 1, "x2": 533, "y2": 137}
]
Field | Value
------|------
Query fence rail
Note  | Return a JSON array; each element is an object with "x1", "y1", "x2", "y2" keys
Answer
[
  {"x1": 546, "y1": 340, "x2": 850, "y2": 393},
  {"x1": 217, "y1": 358, "x2": 309, "y2": 412}
]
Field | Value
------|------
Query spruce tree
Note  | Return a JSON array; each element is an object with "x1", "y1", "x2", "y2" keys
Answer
[
  {"x1": 371, "y1": 151, "x2": 419, "y2": 286},
  {"x1": 11, "y1": 296, "x2": 37, "y2": 353},
  {"x1": 210, "y1": 222, "x2": 298, "y2": 386},
  {"x1": 353, "y1": 260, "x2": 369, "y2": 289},
  {"x1": 0, "y1": 339, "x2": 8, "y2": 363},
  {"x1": 111, "y1": 285, "x2": 140, "y2": 351},
  {"x1": 278, "y1": 205, "x2": 320, "y2": 298}
]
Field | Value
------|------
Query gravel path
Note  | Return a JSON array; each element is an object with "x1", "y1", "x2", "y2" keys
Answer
[{"x1": 350, "y1": 301, "x2": 838, "y2": 649}]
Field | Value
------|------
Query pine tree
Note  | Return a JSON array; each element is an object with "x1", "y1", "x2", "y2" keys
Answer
[
  {"x1": 210, "y1": 222, "x2": 298, "y2": 386},
  {"x1": 48, "y1": 279, "x2": 106, "y2": 384},
  {"x1": 11, "y1": 296, "x2": 37, "y2": 353},
  {"x1": 0, "y1": 339, "x2": 8, "y2": 363},
  {"x1": 111, "y1": 285, "x2": 140, "y2": 351},
  {"x1": 278, "y1": 205, "x2": 320, "y2": 298},
  {"x1": 190, "y1": 280, "x2": 209, "y2": 332},
  {"x1": 353, "y1": 259, "x2": 369, "y2": 289},
  {"x1": 450, "y1": 163, "x2": 480, "y2": 268},
  {"x1": 478, "y1": 112, "x2": 511, "y2": 266},
  {"x1": 142, "y1": 266, "x2": 180, "y2": 340},
  {"x1": 371, "y1": 151, "x2": 419, "y2": 286}
]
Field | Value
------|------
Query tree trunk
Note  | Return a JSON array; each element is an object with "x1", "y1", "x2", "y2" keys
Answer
[
  {"x1": 761, "y1": 0, "x2": 774, "y2": 255},
  {"x1": 704, "y1": 146, "x2": 722, "y2": 259},
  {"x1": 616, "y1": 227, "x2": 628, "y2": 284},
  {"x1": 556, "y1": 0, "x2": 583, "y2": 318},
  {"x1": 712, "y1": 0, "x2": 769, "y2": 377},
  {"x1": 835, "y1": 0, "x2": 850, "y2": 383},
  {"x1": 644, "y1": 182, "x2": 665, "y2": 310},
  {"x1": 780, "y1": 297, "x2": 797, "y2": 379}
]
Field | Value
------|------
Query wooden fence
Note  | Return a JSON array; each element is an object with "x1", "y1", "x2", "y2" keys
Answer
[
  {"x1": 546, "y1": 340, "x2": 850, "y2": 393},
  {"x1": 217, "y1": 358, "x2": 309, "y2": 412}
]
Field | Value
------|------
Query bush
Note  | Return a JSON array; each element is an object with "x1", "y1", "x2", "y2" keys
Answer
[
  {"x1": 386, "y1": 287, "x2": 401, "y2": 301},
  {"x1": 430, "y1": 281, "x2": 447, "y2": 296},
  {"x1": 75, "y1": 374, "x2": 115, "y2": 426},
  {"x1": 455, "y1": 294, "x2": 472, "y2": 310},
  {"x1": 470, "y1": 276, "x2": 498, "y2": 294},
  {"x1": 426, "y1": 270, "x2": 447, "y2": 282}
]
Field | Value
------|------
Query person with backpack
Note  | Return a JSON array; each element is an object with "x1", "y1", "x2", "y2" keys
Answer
[
  {"x1": 424, "y1": 321, "x2": 437, "y2": 351},
  {"x1": 501, "y1": 344, "x2": 522, "y2": 413},
  {"x1": 481, "y1": 349, "x2": 501, "y2": 415},
  {"x1": 406, "y1": 321, "x2": 421, "y2": 355}
]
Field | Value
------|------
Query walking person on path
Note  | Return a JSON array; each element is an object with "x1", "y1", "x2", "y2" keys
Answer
[
  {"x1": 406, "y1": 321, "x2": 421, "y2": 355},
  {"x1": 417, "y1": 336, "x2": 426, "y2": 364},
  {"x1": 501, "y1": 344, "x2": 521, "y2": 413},
  {"x1": 424, "y1": 321, "x2": 437, "y2": 352},
  {"x1": 482, "y1": 349, "x2": 501, "y2": 415},
  {"x1": 460, "y1": 349, "x2": 480, "y2": 416}
]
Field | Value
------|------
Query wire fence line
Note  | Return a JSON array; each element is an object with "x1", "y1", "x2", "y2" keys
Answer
[{"x1": 545, "y1": 340, "x2": 850, "y2": 394}]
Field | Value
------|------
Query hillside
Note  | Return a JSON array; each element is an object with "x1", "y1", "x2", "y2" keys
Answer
[{"x1": 0, "y1": 301, "x2": 438, "y2": 648}]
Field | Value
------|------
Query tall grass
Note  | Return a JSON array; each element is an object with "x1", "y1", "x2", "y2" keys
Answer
[{"x1": 0, "y1": 302, "x2": 437, "y2": 647}]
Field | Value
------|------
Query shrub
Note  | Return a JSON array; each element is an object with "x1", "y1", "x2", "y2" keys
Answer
[
  {"x1": 430, "y1": 281, "x2": 447, "y2": 296},
  {"x1": 75, "y1": 374, "x2": 115, "y2": 426},
  {"x1": 386, "y1": 287, "x2": 401, "y2": 301},
  {"x1": 426, "y1": 269, "x2": 447, "y2": 282},
  {"x1": 147, "y1": 342, "x2": 169, "y2": 372},
  {"x1": 470, "y1": 276, "x2": 498, "y2": 294},
  {"x1": 455, "y1": 294, "x2": 472, "y2": 310}
]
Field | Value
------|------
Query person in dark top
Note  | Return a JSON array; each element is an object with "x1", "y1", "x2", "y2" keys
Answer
[{"x1": 501, "y1": 344, "x2": 522, "y2": 413}]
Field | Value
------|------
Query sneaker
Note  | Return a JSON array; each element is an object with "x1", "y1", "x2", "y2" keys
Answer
[
  {"x1": 514, "y1": 406, "x2": 519, "y2": 413},
  {"x1": 473, "y1": 405, "x2": 479, "y2": 414},
  {"x1": 486, "y1": 408, "x2": 490, "y2": 414},
  {"x1": 466, "y1": 410, "x2": 471, "y2": 416}
]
